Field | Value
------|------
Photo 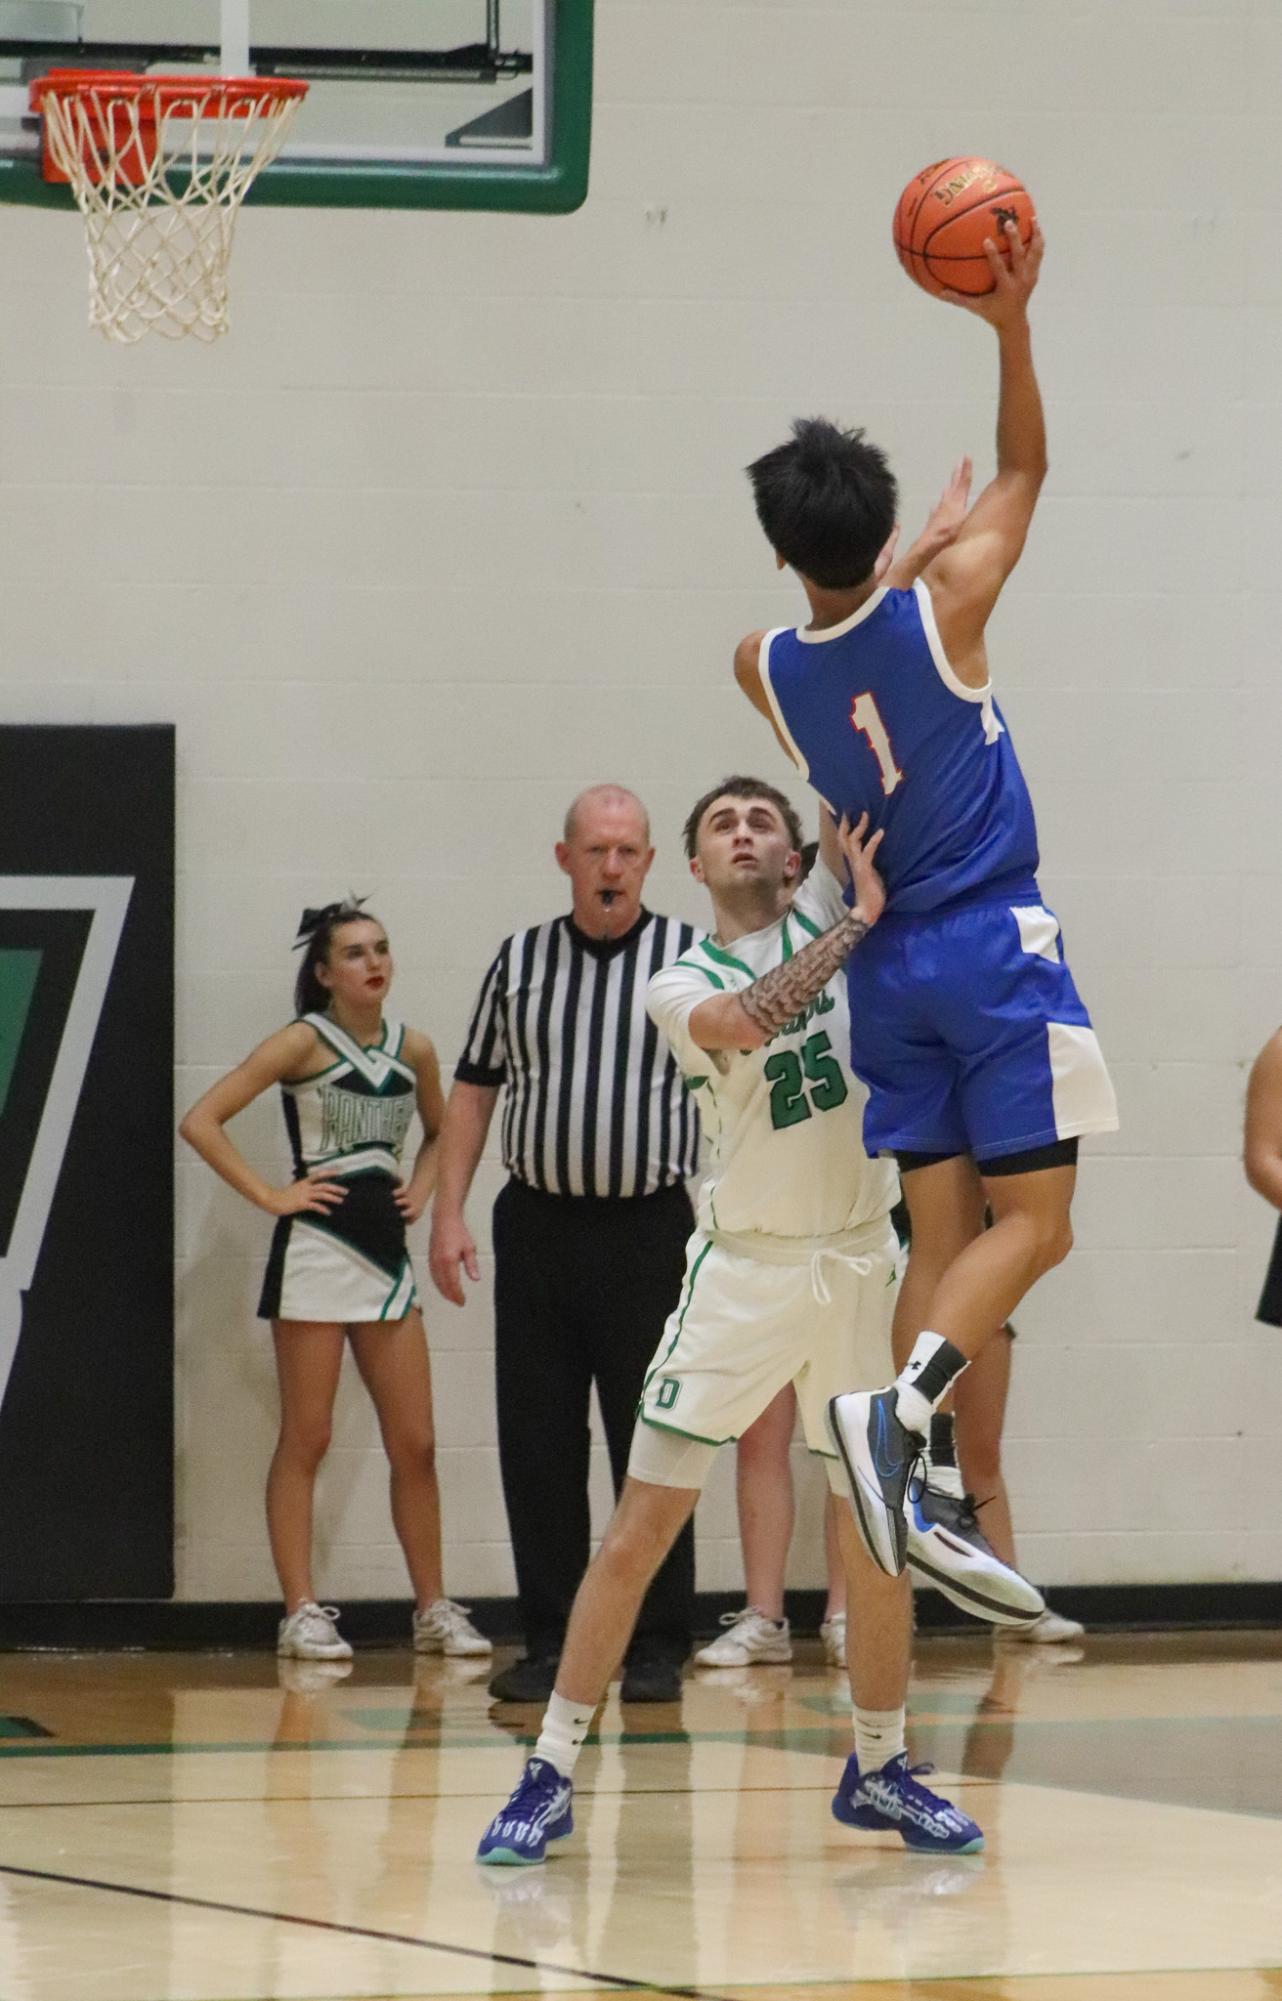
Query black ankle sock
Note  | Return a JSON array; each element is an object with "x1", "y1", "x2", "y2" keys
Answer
[
  {"x1": 928, "y1": 1412, "x2": 957, "y2": 1468},
  {"x1": 910, "y1": 1339, "x2": 969, "y2": 1408}
]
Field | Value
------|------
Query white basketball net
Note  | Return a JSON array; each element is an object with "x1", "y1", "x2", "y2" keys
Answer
[{"x1": 38, "y1": 78, "x2": 307, "y2": 344}]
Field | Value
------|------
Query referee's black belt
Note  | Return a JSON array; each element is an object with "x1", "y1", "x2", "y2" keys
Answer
[{"x1": 502, "y1": 1177, "x2": 691, "y2": 1208}]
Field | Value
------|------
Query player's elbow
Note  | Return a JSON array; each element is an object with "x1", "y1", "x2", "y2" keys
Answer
[
  {"x1": 725, "y1": 999, "x2": 769, "y2": 1051},
  {"x1": 177, "y1": 1109, "x2": 203, "y2": 1150},
  {"x1": 1006, "y1": 456, "x2": 1047, "y2": 496},
  {"x1": 692, "y1": 1012, "x2": 767, "y2": 1056}
]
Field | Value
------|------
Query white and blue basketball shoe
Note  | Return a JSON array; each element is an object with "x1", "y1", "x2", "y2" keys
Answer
[
  {"x1": 477, "y1": 1758, "x2": 574, "y2": 1866},
  {"x1": 905, "y1": 1475, "x2": 1044, "y2": 1628},
  {"x1": 826, "y1": 1387, "x2": 920, "y2": 1575},
  {"x1": 832, "y1": 1752, "x2": 984, "y2": 1854}
]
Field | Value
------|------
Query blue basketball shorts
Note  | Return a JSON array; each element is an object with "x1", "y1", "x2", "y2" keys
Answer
[{"x1": 844, "y1": 895, "x2": 1118, "y2": 1163}]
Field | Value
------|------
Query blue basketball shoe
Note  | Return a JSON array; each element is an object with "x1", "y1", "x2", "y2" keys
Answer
[
  {"x1": 832, "y1": 1752, "x2": 984, "y2": 1855},
  {"x1": 826, "y1": 1388, "x2": 922, "y2": 1575},
  {"x1": 477, "y1": 1758, "x2": 574, "y2": 1866}
]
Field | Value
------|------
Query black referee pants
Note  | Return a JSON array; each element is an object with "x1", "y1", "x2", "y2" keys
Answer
[{"x1": 492, "y1": 1178, "x2": 696, "y2": 1666}]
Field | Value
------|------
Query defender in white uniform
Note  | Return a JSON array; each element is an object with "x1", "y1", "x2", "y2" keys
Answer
[
  {"x1": 644, "y1": 815, "x2": 1043, "y2": 1634},
  {"x1": 476, "y1": 781, "x2": 984, "y2": 1868},
  {"x1": 639, "y1": 845, "x2": 898, "y2": 1464}
]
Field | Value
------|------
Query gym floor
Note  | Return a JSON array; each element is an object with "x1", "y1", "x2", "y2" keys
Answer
[{"x1": 0, "y1": 1631, "x2": 1279, "y2": 2000}]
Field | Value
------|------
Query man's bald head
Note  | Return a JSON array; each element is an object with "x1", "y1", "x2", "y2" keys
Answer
[
  {"x1": 563, "y1": 784, "x2": 651, "y2": 846},
  {"x1": 556, "y1": 785, "x2": 655, "y2": 940}
]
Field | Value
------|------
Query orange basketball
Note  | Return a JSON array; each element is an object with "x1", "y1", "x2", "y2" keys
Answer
[{"x1": 893, "y1": 158, "x2": 1035, "y2": 299}]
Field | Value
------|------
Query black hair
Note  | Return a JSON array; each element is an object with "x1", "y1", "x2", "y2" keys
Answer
[
  {"x1": 746, "y1": 417, "x2": 898, "y2": 590},
  {"x1": 293, "y1": 903, "x2": 383, "y2": 1016},
  {"x1": 682, "y1": 776, "x2": 805, "y2": 860}
]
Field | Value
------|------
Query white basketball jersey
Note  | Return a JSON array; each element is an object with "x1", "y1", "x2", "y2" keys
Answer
[{"x1": 646, "y1": 863, "x2": 898, "y2": 1244}]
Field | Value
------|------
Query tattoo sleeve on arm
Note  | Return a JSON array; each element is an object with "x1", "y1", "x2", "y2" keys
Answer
[{"x1": 738, "y1": 908, "x2": 870, "y2": 1037}]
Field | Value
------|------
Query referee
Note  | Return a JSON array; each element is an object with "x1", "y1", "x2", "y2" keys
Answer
[{"x1": 429, "y1": 784, "x2": 699, "y2": 1704}]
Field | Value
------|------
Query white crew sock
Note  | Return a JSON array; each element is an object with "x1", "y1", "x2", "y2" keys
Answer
[
  {"x1": 534, "y1": 1691, "x2": 595, "y2": 1780},
  {"x1": 853, "y1": 1702, "x2": 907, "y2": 1775}
]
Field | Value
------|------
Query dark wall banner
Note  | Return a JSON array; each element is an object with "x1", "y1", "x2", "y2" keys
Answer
[{"x1": 0, "y1": 726, "x2": 174, "y2": 1598}]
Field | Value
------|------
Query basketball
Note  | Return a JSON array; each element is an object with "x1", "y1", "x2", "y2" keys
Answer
[{"x1": 893, "y1": 157, "x2": 1035, "y2": 299}]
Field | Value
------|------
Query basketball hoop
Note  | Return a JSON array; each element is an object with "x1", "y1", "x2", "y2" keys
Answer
[{"x1": 30, "y1": 71, "x2": 309, "y2": 343}]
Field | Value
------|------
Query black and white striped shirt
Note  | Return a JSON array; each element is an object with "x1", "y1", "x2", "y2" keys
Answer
[{"x1": 456, "y1": 910, "x2": 702, "y2": 1198}]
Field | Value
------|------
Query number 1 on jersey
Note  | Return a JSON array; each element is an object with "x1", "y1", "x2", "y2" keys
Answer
[{"x1": 850, "y1": 692, "x2": 903, "y2": 796}]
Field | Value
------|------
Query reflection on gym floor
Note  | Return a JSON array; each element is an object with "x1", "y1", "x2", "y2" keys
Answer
[{"x1": 0, "y1": 1631, "x2": 1279, "y2": 1999}]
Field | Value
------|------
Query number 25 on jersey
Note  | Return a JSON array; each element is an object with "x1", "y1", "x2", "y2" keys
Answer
[{"x1": 851, "y1": 692, "x2": 903, "y2": 796}]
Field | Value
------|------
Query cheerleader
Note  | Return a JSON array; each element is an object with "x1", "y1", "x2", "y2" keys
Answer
[{"x1": 180, "y1": 902, "x2": 490, "y2": 1662}]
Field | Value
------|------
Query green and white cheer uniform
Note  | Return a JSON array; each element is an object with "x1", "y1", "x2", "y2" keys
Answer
[
  {"x1": 258, "y1": 1013, "x2": 419, "y2": 1325},
  {"x1": 632, "y1": 862, "x2": 899, "y2": 1479}
]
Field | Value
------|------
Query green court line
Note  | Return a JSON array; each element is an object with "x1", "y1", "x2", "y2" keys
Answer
[
  {"x1": 0, "y1": 1784, "x2": 836, "y2": 1809},
  {"x1": 0, "y1": 1727, "x2": 825, "y2": 1759},
  {"x1": 3, "y1": 1713, "x2": 1281, "y2": 1767},
  {"x1": 0, "y1": 1733, "x2": 694, "y2": 1759}
]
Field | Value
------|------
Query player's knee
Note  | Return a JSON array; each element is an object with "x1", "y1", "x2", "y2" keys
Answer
[
  {"x1": 599, "y1": 1505, "x2": 674, "y2": 1587},
  {"x1": 281, "y1": 1419, "x2": 332, "y2": 1470},
  {"x1": 1037, "y1": 1212, "x2": 1073, "y2": 1273},
  {"x1": 1009, "y1": 1206, "x2": 1072, "y2": 1279},
  {"x1": 388, "y1": 1428, "x2": 436, "y2": 1479}
]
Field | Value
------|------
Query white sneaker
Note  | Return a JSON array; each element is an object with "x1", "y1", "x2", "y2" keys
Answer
[
  {"x1": 819, "y1": 1612, "x2": 847, "y2": 1666},
  {"x1": 694, "y1": 1607, "x2": 792, "y2": 1667},
  {"x1": 905, "y1": 1470, "x2": 1045, "y2": 1628},
  {"x1": 1003, "y1": 1606, "x2": 1085, "y2": 1645},
  {"x1": 413, "y1": 1597, "x2": 493, "y2": 1657},
  {"x1": 277, "y1": 1602, "x2": 353, "y2": 1660}
]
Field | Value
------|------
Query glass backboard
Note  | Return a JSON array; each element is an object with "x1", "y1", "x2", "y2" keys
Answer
[{"x1": 0, "y1": 0, "x2": 591, "y2": 209}]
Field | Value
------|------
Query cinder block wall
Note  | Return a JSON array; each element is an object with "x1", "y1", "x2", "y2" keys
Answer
[{"x1": 3, "y1": 0, "x2": 1276, "y2": 1600}]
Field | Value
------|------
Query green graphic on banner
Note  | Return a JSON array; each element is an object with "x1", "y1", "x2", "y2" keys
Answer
[{"x1": 0, "y1": 951, "x2": 40, "y2": 1118}]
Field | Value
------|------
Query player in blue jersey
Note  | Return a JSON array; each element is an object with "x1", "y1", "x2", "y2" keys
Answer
[{"x1": 733, "y1": 220, "x2": 1118, "y2": 1579}]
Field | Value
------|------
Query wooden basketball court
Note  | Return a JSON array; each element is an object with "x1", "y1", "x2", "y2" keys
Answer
[{"x1": 0, "y1": 1630, "x2": 1278, "y2": 1999}]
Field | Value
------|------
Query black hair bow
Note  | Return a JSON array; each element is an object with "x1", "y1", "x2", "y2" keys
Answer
[{"x1": 293, "y1": 897, "x2": 366, "y2": 948}]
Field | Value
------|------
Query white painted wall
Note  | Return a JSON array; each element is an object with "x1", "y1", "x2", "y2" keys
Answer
[{"x1": 3, "y1": 0, "x2": 1278, "y2": 1601}]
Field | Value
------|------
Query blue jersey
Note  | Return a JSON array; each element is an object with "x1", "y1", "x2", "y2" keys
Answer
[{"x1": 760, "y1": 579, "x2": 1039, "y2": 914}]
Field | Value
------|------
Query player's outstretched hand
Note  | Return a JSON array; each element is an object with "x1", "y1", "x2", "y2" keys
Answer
[
  {"x1": 887, "y1": 457, "x2": 973, "y2": 589},
  {"x1": 922, "y1": 455, "x2": 973, "y2": 555},
  {"x1": 265, "y1": 1171, "x2": 346, "y2": 1217},
  {"x1": 942, "y1": 217, "x2": 1043, "y2": 327},
  {"x1": 840, "y1": 813, "x2": 886, "y2": 928}
]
